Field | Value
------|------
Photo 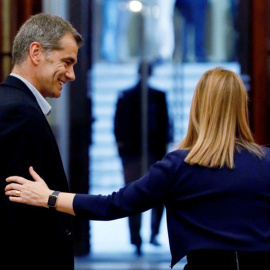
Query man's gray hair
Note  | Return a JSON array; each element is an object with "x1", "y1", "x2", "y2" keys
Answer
[{"x1": 12, "y1": 13, "x2": 83, "y2": 66}]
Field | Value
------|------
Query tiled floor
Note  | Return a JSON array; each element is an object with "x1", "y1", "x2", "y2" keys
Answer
[{"x1": 75, "y1": 253, "x2": 186, "y2": 270}]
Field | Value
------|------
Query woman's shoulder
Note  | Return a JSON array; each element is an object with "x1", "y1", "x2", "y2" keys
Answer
[
  {"x1": 262, "y1": 145, "x2": 270, "y2": 152},
  {"x1": 162, "y1": 149, "x2": 189, "y2": 165},
  {"x1": 148, "y1": 149, "x2": 190, "y2": 180},
  {"x1": 261, "y1": 146, "x2": 270, "y2": 158},
  {"x1": 235, "y1": 146, "x2": 270, "y2": 165},
  {"x1": 166, "y1": 148, "x2": 188, "y2": 156}
]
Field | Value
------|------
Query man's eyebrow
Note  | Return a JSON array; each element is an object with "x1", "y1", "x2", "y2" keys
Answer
[{"x1": 62, "y1": 57, "x2": 77, "y2": 64}]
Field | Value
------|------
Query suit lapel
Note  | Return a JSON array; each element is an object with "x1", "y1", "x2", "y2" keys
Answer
[
  {"x1": 1, "y1": 75, "x2": 37, "y2": 101},
  {"x1": 0, "y1": 75, "x2": 61, "y2": 150}
]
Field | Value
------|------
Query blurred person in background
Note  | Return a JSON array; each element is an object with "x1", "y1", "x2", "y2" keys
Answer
[
  {"x1": 113, "y1": 61, "x2": 173, "y2": 255},
  {"x1": 175, "y1": 0, "x2": 208, "y2": 62}
]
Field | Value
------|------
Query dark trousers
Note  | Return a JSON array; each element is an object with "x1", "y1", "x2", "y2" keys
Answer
[
  {"x1": 121, "y1": 157, "x2": 163, "y2": 246},
  {"x1": 184, "y1": 250, "x2": 270, "y2": 270},
  {"x1": 151, "y1": 204, "x2": 164, "y2": 238}
]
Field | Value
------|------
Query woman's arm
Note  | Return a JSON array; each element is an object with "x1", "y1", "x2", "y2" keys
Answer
[
  {"x1": 5, "y1": 152, "x2": 178, "y2": 220},
  {"x1": 55, "y1": 192, "x2": 75, "y2": 215},
  {"x1": 5, "y1": 166, "x2": 76, "y2": 215}
]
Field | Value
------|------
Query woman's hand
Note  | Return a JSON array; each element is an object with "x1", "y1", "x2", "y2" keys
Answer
[{"x1": 5, "y1": 166, "x2": 52, "y2": 208}]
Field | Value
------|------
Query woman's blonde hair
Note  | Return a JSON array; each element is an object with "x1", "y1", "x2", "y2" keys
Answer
[{"x1": 178, "y1": 67, "x2": 264, "y2": 169}]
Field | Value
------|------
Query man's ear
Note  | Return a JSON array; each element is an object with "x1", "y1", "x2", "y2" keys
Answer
[{"x1": 29, "y1": 42, "x2": 43, "y2": 65}]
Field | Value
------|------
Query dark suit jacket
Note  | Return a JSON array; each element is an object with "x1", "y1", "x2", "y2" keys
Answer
[
  {"x1": 114, "y1": 81, "x2": 172, "y2": 162},
  {"x1": 0, "y1": 76, "x2": 74, "y2": 270}
]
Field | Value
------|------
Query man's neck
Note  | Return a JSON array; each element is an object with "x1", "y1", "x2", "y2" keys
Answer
[
  {"x1": 12, "y1": 65, "x2": 28, "y2": 80},
  {"x1": 12, "y1": 64, "x2": 38, "y2": 90}
]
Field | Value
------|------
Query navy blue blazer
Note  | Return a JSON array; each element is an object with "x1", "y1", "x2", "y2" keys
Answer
[
  {"x1": 73, "y1": 147, "x2": 270, "y2": 268},
  {"x1": 0, "y1": 76, "x2": 74, "y2": 270}
]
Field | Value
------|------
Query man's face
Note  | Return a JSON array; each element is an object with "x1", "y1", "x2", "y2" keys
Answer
[{"x1": 37, "y1": 33, "x2": 78, "y2": 98}]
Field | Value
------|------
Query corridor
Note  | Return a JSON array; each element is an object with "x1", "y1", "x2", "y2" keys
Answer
[{"x1": 75, "y1": 61, "x2": 240, "y2": 270}]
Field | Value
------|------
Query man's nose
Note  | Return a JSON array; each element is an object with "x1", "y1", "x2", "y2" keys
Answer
[{"x1": 66, "y1": 68, "x2": 76, "y2": 81}]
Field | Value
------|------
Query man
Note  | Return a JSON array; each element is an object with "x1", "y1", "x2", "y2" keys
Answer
[
  {"x1": 0, "y1": 13, "x2": 83, "y2": 270},
  {"x1": 175, "y1": 0, "x2": 208, "y2": 62},
  {"x1": 114, "y1": 61, "x2": 173, "y2": 255}
]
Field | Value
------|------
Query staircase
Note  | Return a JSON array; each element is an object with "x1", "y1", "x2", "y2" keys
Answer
[{"x1": 89, "y1": 61, "x2": 240, "y2": 189}]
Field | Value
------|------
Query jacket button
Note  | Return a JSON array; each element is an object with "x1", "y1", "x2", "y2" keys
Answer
[{"x1": 65, "y1": 229, "x2": 72, "y2": 236}]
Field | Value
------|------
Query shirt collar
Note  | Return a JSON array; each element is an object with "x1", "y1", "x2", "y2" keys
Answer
[{"x1": 10, "y1": 73, "x2": 52, "y2": 115}]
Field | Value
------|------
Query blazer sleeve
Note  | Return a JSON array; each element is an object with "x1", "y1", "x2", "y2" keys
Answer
[{"x1": 73, "y1": 151, "x2": 180, "y2": 220}]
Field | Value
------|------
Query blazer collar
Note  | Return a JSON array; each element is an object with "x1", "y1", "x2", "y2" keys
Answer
[{"x1": 1, "y1": 75, "x2": 37, "y2": 101}]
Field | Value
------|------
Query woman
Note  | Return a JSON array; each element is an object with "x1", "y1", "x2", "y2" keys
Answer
[{"x1": 5, "y1": 67, "x2": 270, "y2": 269}]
